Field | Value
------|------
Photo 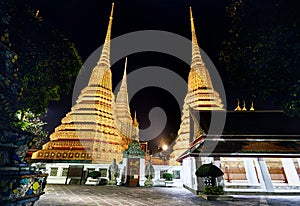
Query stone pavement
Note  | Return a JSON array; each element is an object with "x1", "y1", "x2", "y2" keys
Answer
[{"x1": 34, "y1": 184, "x2": 300, "y2": 206}]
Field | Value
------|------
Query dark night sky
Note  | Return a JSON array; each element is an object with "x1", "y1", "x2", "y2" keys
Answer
[{"x1": 28, "y1": 0, "x2": 289, "y2": 151}]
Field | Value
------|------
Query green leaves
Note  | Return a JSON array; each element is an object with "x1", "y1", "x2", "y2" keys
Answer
[
  {"x1": 195, "y1": 163, "x2": 224, "y2": 178},
  {"x1": 202, "y1": 186, "x2": 224, "y2": 195},
  {"x1": 162, "y1": 172, "x2": 173, "y2": 181},
  {"x1": 6, "y1": 3, "x2": 82, "y2": 114}
]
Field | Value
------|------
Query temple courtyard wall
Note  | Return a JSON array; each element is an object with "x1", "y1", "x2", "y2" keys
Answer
[{"x1": 42, "y1": 156, "x2": 300, "y2": 193}]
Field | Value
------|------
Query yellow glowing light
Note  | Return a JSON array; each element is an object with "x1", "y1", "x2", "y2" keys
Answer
[{"x1": 162, "y1": 144, "x2": 168, "y2": 151}]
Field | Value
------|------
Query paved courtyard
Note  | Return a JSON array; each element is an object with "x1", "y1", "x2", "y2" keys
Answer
[{"x1": 34, "y1": 185, "x2": 300, "y2": 206}]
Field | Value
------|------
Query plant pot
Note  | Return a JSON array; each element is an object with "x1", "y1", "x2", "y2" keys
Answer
[
  {"x1": 199, "y1": 194, "x2": 234, "y2": 201},
  {"x1": 165, "y1": 180, "x2": 174, "y2": 187}
]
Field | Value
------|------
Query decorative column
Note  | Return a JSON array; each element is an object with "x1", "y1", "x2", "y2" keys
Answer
[
  {"x1": 254, "y1": 158, "x2": 274, "y2": 192},
  {"x1": 182, "y1": 156, "x2": 198, "y2": 191},
  {"x1": 195, "y1": 157, "x2": 204, "y2": 192},
  {"x1": 182, "y1": 158, "x2": 190, "y2": 187},
  {"x1": 139, "y1": 158, "x2": 146, "y2": 186},
  {"x1": 190, "y1": 157, "x2": 197, "y2": 191},
  {"x1": 297, "y1": 158, "x2": 300, "y2": 170},
  {"x1": 243, "y1": 158, "x2": 259, "y2": 185},
  {"x1": 281, "y1": 158, "x2": 300, "y2": 186}
]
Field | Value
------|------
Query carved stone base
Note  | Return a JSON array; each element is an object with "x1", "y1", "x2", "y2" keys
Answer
[
  {"x1": 108, "y1": 179, "x2": 117, "y2": 185},
  {"x1": 144, "y1": 179, "x2": 153, "y2": 187}
]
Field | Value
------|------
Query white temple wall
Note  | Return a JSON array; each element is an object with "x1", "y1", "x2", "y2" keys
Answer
[
  {"x1": 43, "y1": 163, "x2": 183, "y2": 186},
  {"x1": 45, "y1": 163, "x2": 111, "y2": 184},
  {"x1": 243, "y1": 158, "x2": 259, "y2": 185},
  {"x1": 182, "y1": 157, "x2": 198, "y2": 191},
  {"x1": 281, "y1": 158, "x2": 300, "y2": 186},
  {"x1": 254, "y1": 158, "x2": 274, "y2": 192}
]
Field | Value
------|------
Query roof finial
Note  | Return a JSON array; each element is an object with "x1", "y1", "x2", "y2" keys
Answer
[
  {"x1": 242, "y1": 100, "x2": 247, "y2": 111},
  {"x1": 250, "y1": 100, "x2": 255, "y2": 111},
  {"x1": 234, "y1": 99, "x2": 241, "y2": 111}
]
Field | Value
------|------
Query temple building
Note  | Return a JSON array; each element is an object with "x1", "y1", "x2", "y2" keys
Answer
[
  {"x1": 32, "y1": 4, "x2": 138, "y2": 164},
  {"x1": 170, "y1": 7, "x2": 224, "y2": 166},
  {"x1": 170, "y1": 7, "x2": 300, "y2": 193}
]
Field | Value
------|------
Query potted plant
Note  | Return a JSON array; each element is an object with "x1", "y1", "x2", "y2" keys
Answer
[
  {"x1": 163, "y1": 172, "x2": 174, "y2": 187},
  {"x1": 85, "y1": 171, "x2": 102, "y2": 185},
  {"x1": 163, "y1": 173, "x2": 173, "y2": 181},
  {"x1": 88, "y1": 171, "x2": 102, "y2": 179}
]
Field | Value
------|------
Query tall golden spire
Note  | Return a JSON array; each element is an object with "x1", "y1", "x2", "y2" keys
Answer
[
  {"x1": 187, "y1": 7, "x2": 223, "y2": 109},
  {"x1": 115, "y1": 57, "x2": 132, "y2": 127},
  {"x1": 32, "y1": 3, "x2": 131, "y2": 164},
  {"x1": 170, "y1": 7, "x2": 224, "y2": 166},
  {"x1": 97, "y1": 3, "x2": 114, "y2": 68},
  {"x1": 188, "y1": 7, "x2": 213, "y2": 90},
  {"x1": 121, "y1": 57, "x2": 128, "y2": 88},
  {"x1": 88, "y1": 3, "x2": 114, "y2": 87}
]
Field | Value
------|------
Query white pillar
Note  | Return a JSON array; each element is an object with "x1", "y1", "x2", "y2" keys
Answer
[
  {"x1": 182, "y1": 157, "x2": 197, "y2": 190},
  {"x1": 254, "y1": 158, "x2": 274, "y2": 192},
  {"x1": 195, "y1": 157, "x2": 204, "y2": 191},
  {"x1": 243, "y1": 158, "x2": 259, "y2": 185},
  {"x1": 190, "y1": 157, "x2": 197, "y2": 190},
  {"x1": 139, "y1": 158, "x2": 145, "y2": 186},
  {"x1": 281, "y1": 158, "x2": 300, "y2": 186},
  {"x1": 182, "y1": 158, "x2": 191, "y2": 187},
  {"x1": 297, "y1": 158, "x2": 300, "y2": 170},
  {"x1": 214, "y1": 157, "x2": 225, "y2": 187}
]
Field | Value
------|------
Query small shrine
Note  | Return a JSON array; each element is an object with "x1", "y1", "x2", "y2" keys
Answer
[{"x1": 122, "y1": 140, "x2": 145, "y2": 187}]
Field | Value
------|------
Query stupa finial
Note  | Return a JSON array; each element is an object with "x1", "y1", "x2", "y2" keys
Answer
[
  {"x1": 190, "y1": 6, "x2": 195, "y2": 32},
  {"x1": 110, "y1": 3, "x2": 114, "y2": 18},
  {"x1": 123, "y1": 57, "x2": 127, "y2": 81},
  {"x1": 95, "y1": 3, "x2": 115, "y2": 68}
]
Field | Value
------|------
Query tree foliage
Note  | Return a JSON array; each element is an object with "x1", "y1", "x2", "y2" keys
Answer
[
  {"x1": 1, "y1": 0, "x2": 83, "y2": 150},
  {"x1": 0, "y1": 0, "x2": 20, "y2": 128},
  {"x1": 3, "y1": 0, "x2": 82, "y2": 115},
  {"x1": 14, "y1": 110, "x2": 49, "y2": 149},
  {"x1": 220, "y1": 0, "x2": 300, "y2": 116}
]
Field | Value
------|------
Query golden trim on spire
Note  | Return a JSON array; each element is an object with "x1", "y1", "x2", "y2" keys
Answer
[
  {"x1": 187, "y1": 7, "x2": 223, "y2": 109},
  {"x1": 189, "y1": 6, "x2": 198, "y2": 46},
  {"x1": 190, "y1": 6, "x2": 195, "y2": 32},
  {"x1": 96, "y1": 3, "x2": 115, "y2": 68},
  {"x1": 122, "y1": 57, "x2": 127, "y2": 83},
  {"x1": 110, "y1": 3, "x2": 114, "y2": 18}
]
